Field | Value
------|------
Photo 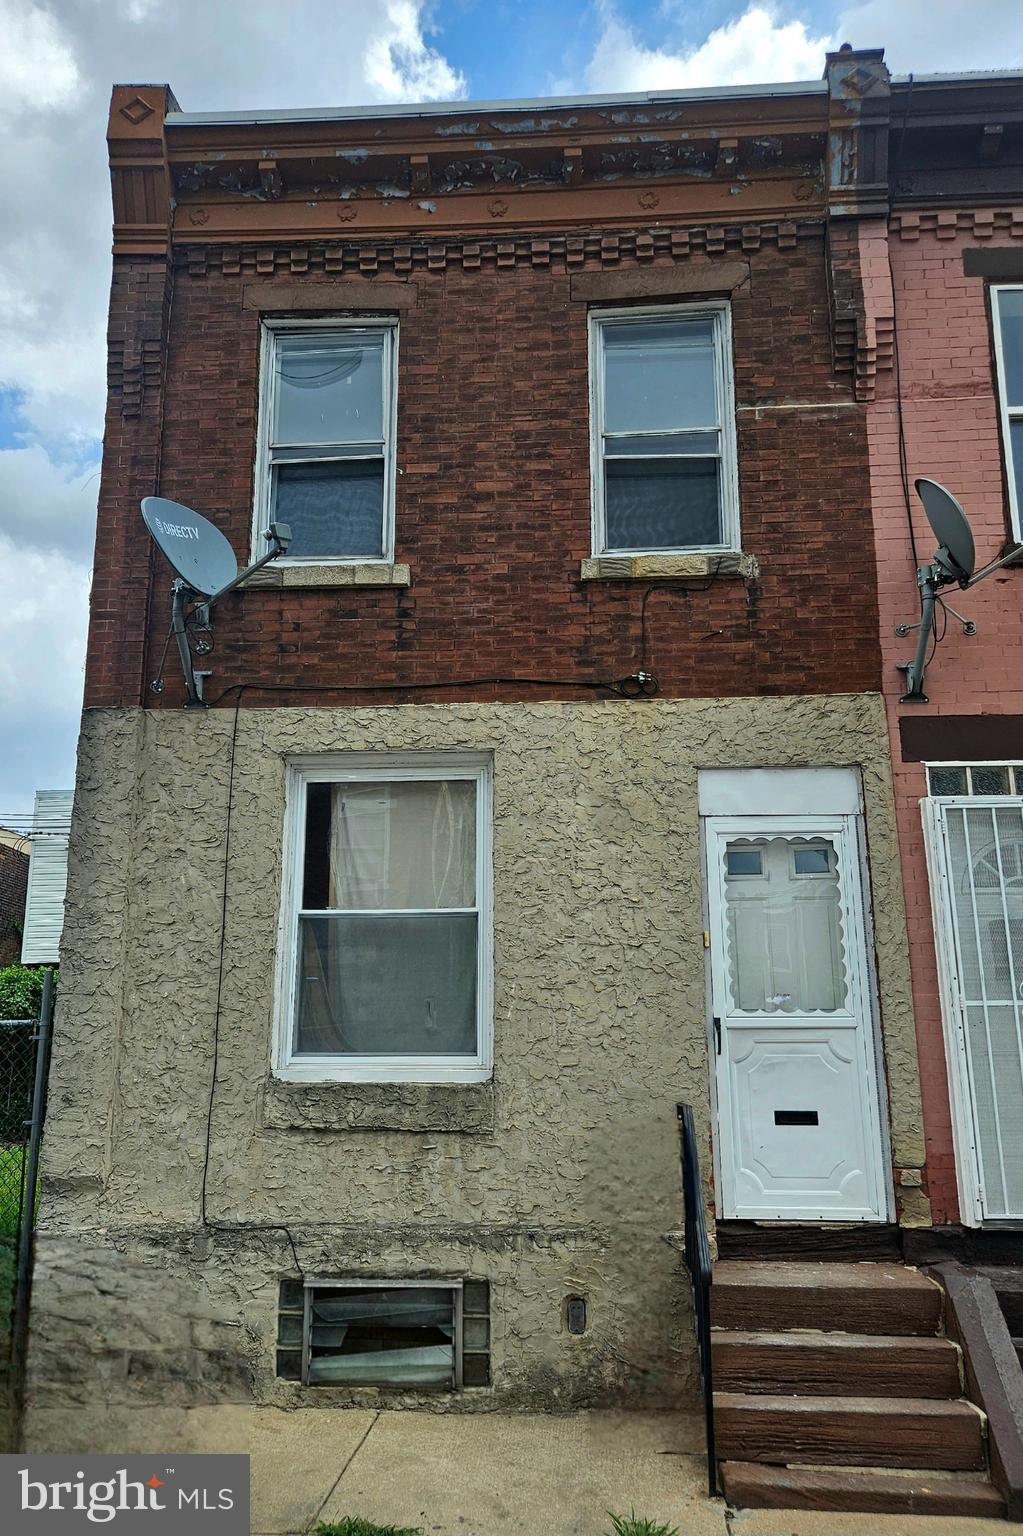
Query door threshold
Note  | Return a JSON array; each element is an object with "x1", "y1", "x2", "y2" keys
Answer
[{"x1": 716, "y1": 1220, "x2": 902, "y2": 1262}]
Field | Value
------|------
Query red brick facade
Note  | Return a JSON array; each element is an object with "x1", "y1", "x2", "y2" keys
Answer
[
  {"x1": 84, "y1": 233, "x2": 879, "y2": 711},
  {"x1": 0, "y1": 840, "x2": 29, "y2": 967}
]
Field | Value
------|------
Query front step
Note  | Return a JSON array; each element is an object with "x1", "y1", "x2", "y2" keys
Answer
[
  {"x1": 713, "y1": 1330, "x2": 962, "y2": 1398},
  {"x1": 713, "y1": 1260, "x2": 942, "y2": 1335},
  {"x1": 714, "y1": 1393, "x2": 986, "y2": 1470},
  {"x1": 719, "y1": 1461, "x2": 1006, "y2": 1518}
]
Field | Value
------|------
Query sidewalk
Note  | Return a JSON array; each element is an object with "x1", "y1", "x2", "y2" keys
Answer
[{"x1": 25, "y1": 1404, "x2": 1010, "y2": 1536}]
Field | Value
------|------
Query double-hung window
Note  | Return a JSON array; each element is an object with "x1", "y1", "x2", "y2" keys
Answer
[
  {"x1": 255, "y1": 319, "x2": 397, "y2": 561},
  {"x1": 992, "y1": 286, "x2": 1023, "y2": 541},
  {"x1": 589, "y1": 303, "x2": 739, "y2": 555},
  {"x1": 277, "y1": 755, "x2": 492, "y2": 1083}
]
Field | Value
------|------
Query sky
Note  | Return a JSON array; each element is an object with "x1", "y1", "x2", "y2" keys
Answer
[{"x1": 1, "y1": 0, "x2": 1021, "y2": 822}]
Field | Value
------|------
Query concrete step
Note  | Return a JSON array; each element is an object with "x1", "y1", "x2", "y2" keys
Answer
[
  {"x1": 712, "y1": 1260, "x2": 943, "y2": 1335},
  {"x1": 714, "y1": 1392, "x2": 986, "y2": 1470},
  {"x1": 712, "y1": 1329, "x2": 962, "y2": 1399},
  {"x1": 719, "y1": 1460, "x2": 1006, "y2": 1517}
]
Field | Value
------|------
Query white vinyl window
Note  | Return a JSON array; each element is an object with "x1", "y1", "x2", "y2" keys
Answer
[
  {"x1": 991, "y1": 286, "x2": 1023, "y2": 541},
  {"x1": 588, "y1": 303, "x2": 739, "y2": 555},
  {"x1": 275, "y1": 754, "x2": 492, "y2": 1083},
  {"x1": 254, "y1": 318, "x2": 398, "y2": 562}
]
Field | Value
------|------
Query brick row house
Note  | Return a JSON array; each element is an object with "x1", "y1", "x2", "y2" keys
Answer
[{"x1": 27, "y1": 49, "x2": 1023, "y2": 1516}]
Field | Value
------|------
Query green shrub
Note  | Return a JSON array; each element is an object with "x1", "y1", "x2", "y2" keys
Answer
[
  {"x1": 0, "y1": 966, "x2": 50, "y2": 1022},
  {"x1": 603, "y1": 1515, "x2": 681, "y2": 1536},
  {"x1": 314, "y1": 1521, "x2": 423, "y2": 1536}
]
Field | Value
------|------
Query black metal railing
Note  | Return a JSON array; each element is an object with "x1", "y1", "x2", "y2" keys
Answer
[{"x1": 677, "y1": 1102, "x2": 717, "y2": 1497}]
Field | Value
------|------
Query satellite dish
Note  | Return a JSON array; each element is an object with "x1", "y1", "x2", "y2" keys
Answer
[
  {"x1": 915, "y1": 477, "x2": 975, "y2": 586},
  {"x1": 141, "y1": 496, "x2": 239, "y2": 598},
  {"x1": 140, "y1": 498, "x2": 291, "y2": 707}
]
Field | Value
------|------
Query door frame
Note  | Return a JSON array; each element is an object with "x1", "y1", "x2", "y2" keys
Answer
[
  {"x1": 923, "y1": 793, "x2": 1023, "y2": 1226},
  {"x1": 702, "y1": 809, "x2": 892, "y2": 1223}
]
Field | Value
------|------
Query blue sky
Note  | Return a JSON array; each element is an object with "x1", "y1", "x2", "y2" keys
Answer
[{"x1": 0, "y1": 0, "x2": 1019, "y2": 822}]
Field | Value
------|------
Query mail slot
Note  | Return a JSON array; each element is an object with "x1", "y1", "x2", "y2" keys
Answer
[{"x1": 774, "y1": 1110, "x2": 819, "y2": 1126}]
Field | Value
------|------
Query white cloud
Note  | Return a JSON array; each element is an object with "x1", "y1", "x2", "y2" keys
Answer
[
  {"x1": 0, "y1": 0, "x2": 79, "y2": 110},
  {"x1": 576, "y1": 0, "x2": 1021, "y2": 95},
  {"x1": 0, "y1": 0, "x2": 464, "y2": 815},
  {"x1": 365, "y1": 0, "x2": 468, "y2": 101},
  {"x1": 582, "y1": 3, "x2": 831, "y2": 92},
  {"x1": 837, "y1": 0, "x2": 1023, "y2": 73},
  {"x1": 0, "y1": 445, "x2": 99, "y2": 560}
]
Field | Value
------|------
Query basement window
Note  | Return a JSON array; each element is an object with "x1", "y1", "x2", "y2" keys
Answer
[
  {"x1": 588, "y1": 303, "x2": 739, "y2": 556},
  {"x1": 253, "y1": 318, "x2": 398, "y2": 562}
]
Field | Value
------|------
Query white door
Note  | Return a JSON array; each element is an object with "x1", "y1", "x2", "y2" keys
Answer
[
  {"x1": 926, "y1": 798, "x2": 1023, "y2": 1221},
  {"x1": 706, "y1": 814, "x2": 888, "y2": 1221}
]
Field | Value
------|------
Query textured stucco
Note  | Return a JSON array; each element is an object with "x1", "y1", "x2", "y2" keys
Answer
[{"x1": 30, "y1": 694, "x2": 923, "y2": 1422}]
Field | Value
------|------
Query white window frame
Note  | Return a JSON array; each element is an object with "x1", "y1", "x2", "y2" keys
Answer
[
  {"x1": 587, "y1": 301, "x2": 740, "y2": 557},
  {"x1": 273, "y1": 752, "x2": 493, "y2": 1084},
  {"x1": 991, "y1": 285, "x2": 1023, "y2": 542},
  {"x1": 252, "y1": 317, "x2": 399, "y2": 564}
]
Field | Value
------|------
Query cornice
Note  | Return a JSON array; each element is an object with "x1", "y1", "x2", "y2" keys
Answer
[
  {"x1": 892, "y1": 207, "x2": 1023, "y2": 240},
  {"x1": 170, "y1": 221, "x2": 819, "y2": 280}
]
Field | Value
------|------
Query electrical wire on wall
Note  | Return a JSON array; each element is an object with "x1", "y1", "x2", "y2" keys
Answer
[{"x1": 196, "y1": 666, "x2": 662, "y2": 1277}]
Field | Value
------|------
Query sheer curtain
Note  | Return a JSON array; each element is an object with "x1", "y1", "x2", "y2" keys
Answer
[{"x1": 296, "y1": 779, "x2": 479, "y2": 1058}]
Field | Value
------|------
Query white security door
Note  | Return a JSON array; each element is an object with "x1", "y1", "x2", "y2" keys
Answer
[
  {"x1": 706, "y1": 815, "x2": 888, "y2": 1221},
  {"x1": 926, "y1": 799, "x2": 1023, "y2": 1221}
]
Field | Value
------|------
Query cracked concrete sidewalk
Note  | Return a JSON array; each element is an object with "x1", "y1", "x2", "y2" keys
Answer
[{"x1": 25, "y1": 1405, "x2": 1010, "y2": 1536}]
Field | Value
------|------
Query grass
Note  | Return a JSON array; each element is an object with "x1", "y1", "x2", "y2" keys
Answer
[
  {"x1": 313, "y1": 1514, "x2": 681, "y2": 1536},
  {"x1": 602, "y1": 1515, "x2": 681, "y2": 1536},
  {"x1": 313, "y1": 1521, "x2": 423, "y2": 1536}
]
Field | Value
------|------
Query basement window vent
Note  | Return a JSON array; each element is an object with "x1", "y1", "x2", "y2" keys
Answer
[{"x1": 276, "y1": 1278, "x2": 490, "y2": 1389}]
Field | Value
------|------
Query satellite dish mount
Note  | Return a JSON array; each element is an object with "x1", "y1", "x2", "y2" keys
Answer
[
  {"x1": 140, "y1": 498, "x2": 291, "y2": 706},
  {"x1": 898, "y1": 478, "x2": 1023, "y2": 702}
]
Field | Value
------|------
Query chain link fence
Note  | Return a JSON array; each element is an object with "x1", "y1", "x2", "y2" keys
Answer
[{"x1": 0, "y1": 1017, "x2": 36, "y2": 1449}]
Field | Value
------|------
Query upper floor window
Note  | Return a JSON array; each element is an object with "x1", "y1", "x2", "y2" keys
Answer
[
  {"x1": 255, "y1": 319, "x2": 398, "y2": 562},
  {"x1": 992, "y1": 286, "x2": 1023, "y2": 541},
  {"x1": 588, "y1": 304, "x2": 739, "y2": 556},
  {"x1": 275, "y1": 754, "x2": 493, "y2": 1083}
]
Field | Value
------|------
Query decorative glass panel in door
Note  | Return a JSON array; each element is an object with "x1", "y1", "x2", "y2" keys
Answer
[{"x1": 706, "y1": 817, "x2": 887, "y2": 1221}]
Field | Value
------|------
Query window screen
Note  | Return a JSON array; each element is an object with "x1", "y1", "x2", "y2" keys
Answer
[
  {"x1": 262, "y1": 326, "x2": 394, "y2": 559},
  {"x1": 591, "y1": 308, "x2": 736, "y2": 554}
]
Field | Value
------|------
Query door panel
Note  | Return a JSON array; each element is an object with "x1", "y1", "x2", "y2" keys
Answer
[{"x1": 706, "y1": 815, "x2": 887, "y2": 1222}]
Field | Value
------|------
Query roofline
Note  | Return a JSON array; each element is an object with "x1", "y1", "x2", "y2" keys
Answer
[
  {"x1": 160, "y1": 67, "x2": 1023, "y2": 131},
  {"x1": 163, "y1": 77, "x2": 827, "y2": 129}
]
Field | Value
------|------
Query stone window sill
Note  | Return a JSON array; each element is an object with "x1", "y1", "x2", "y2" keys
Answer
[
  {"x1": 245, "y1": 562, "x2": 412, "y2": 590},
  {"x1": 581, "y1": 552, "x2": 758, "y2": 581},
  {"x1": 262, "y1": 1076, "x2": 495, "y2": 1134}
]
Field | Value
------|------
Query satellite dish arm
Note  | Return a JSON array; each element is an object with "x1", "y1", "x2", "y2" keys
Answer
[
  {"x1": 166, "y1": 525, "x2": 292, "y2": 708},
  {"x1": 206, "y1": 522, "x2": 292, "y2": 603},
  {"x1": 963, "y1": 542, "x2": 1023, "y2": 590}
]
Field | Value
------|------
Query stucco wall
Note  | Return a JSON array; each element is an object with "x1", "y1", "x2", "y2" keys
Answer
[{"x1": 29, "y1": 693, "x2": 922, "y2": 1428}]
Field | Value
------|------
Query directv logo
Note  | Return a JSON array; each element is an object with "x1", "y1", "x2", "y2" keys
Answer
[{"x1": 155, "y1": 518, "x2": 200, "y2": 541}]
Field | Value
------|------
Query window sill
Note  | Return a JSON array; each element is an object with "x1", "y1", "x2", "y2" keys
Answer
[
  {"x1": 244, "y1": 562, "x2": 412, "y2": 590},
  {"x1": 262, "y1": 1075, "x2": 495, "y2": 1134},
  {"x1": 581, "y1": 552, "x2": 758, "y2": 581}
]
